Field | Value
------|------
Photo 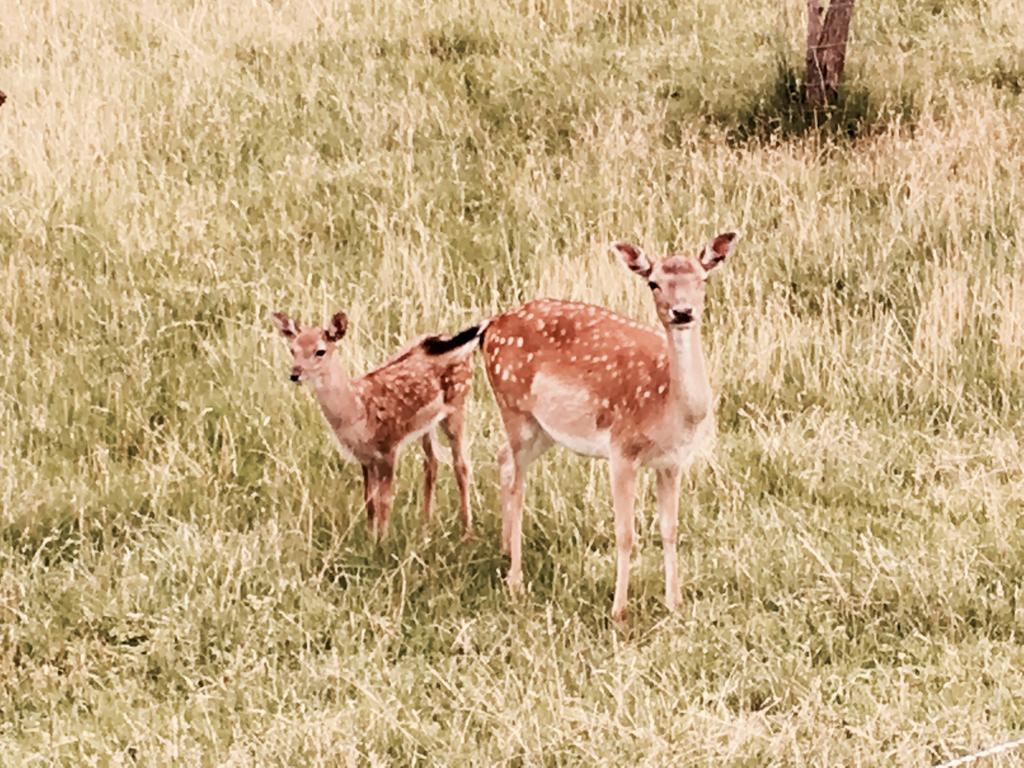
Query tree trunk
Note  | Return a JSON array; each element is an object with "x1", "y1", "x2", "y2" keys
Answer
[{"x1": 805, "y1": 0, "x2": 855, "y2": 107}]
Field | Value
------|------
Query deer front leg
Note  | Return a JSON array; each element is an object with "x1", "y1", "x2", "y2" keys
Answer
[
  {"x1": 421, "y1": 433, "x2": 437, "y2": 526},
  {"x1": 656, "y1": 466, "x2": 683, "y2": 612},
  {"x1": 371, "y1": 459, "x2": 396, "y2": 541},
  {"x1": 361, "y1": 464, "x2": 376, "y2": 529},
  {"x1": 609, "y1": 452, "x2": 639, "y2": 621}
]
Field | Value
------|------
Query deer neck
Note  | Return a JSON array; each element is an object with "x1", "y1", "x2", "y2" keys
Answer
[
  {"x1": 664, "y1": 324, "x2": 711, "y2": 426},
  {"x1": 311, "y1": 359, "x2": 363, "y2": 432}
]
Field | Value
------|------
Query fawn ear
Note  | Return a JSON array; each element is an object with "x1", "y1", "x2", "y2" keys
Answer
[
  {"x1": 699, "y1": 232, "x2": 738, "y2": 272},
  {"x1": 325, "y1": 311, "x2": 348, "y2": 342},
  {"x1": 611, "y1": 241, "x2": 653, "y2": 278},
  {"x1": 271, "y1": 311, "x2": 299, "y2": 339}
]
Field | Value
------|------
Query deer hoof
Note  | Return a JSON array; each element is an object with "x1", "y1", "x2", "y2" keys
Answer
[
  {"x1": 507, "y1": 573, "x2": 524, "y2": 596},
  {"x1": 666, "y1": 590, "x2": 683, "y2": 612}
]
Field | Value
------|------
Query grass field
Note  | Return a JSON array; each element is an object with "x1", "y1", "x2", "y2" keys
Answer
[{"x1": 2, "y1": 0, "x2": 1024, "y2": 764}]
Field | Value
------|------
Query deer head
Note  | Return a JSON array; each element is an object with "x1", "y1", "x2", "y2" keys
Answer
[
  {"x1": 270, "y1": 311, "x2": 348, "y2": 383},
  {"x1": 612, "y1": 232, "x2": 738, "y2": 330}
]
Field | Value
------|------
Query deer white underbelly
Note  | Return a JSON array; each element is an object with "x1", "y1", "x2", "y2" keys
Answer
[
  {"x1": 531, "y1": 373, "x2": 611, "y2": 458},
  {"x1": 396, "y1": 397, "x2": 447, "y2": 453},
  {"x1": 397, "y1": 412, "x2": 446, "y2": 453}
]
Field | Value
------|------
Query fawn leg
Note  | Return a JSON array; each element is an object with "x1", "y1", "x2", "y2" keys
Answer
[
  {"x1": 362, "y1": 464, "x2": 376, "y2": 530},
  {"x1": 441, "y1": 410, "x2": 473, "y2": 540},
  {"x1": 421, "y1": 432, "x2": 437, "y2": 526}
]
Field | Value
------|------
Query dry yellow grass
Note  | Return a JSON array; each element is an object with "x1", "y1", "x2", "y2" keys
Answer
[{"x1": 2, "y1": 0, "x2": 1023, "y2": 765}]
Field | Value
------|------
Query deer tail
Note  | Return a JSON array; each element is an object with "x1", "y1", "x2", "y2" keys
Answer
[{"x1": 421, "y1": 319, "x2": 489, "y2": 356}]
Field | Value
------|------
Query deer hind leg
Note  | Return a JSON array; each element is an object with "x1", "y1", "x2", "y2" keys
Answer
[
  {"x1": 498, "y1": 444, "x2": 515, "y2": 555},
  {"x1": 420, "y1": 433, "x2": 437, "y2": 527},
  {"x1": 441, "y1": 409, "x2": 473, "y2": 540},
  {"x1": 656, "y1": 466, "x2": 683, "y2": 612},
  {"x1": 497, "y1": 412, "x2": 551, "y2": 594},
  {"x1": 609, "y1": 451, "x2": 639, "y2": 621}
]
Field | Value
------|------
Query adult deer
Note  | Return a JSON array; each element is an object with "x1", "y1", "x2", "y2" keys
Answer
[
  {"x1": 271, "y1": 311, "x2": 478, "y2": 540},
  {"x1": 427, "y1": 232, "x2": 737, "y2": 619}
]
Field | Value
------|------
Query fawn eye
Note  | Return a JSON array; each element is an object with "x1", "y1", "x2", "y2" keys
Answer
[
  {"x1": 647, "y1": 281, "x2": 658, "y2": 290},
  {"x1": 314, "y1": 349, "x2": 326, "y2": 357}
]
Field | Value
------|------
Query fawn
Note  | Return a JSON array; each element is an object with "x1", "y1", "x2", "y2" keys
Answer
[
  {"x1": 271, "y1": 311, "x2": 478, "y2": 540},
  {"x1": 426, "y1": 233, "x2": 737, "y2": 619}
]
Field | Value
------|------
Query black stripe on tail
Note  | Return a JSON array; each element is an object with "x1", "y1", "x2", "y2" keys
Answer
[{"x1": 422, "y1": 324, "x2": 483, "y2": 355}]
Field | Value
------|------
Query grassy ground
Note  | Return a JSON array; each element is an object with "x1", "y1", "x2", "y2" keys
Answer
[{"x1": 2, "y1": 0, "x2": 1024, "y2": 764}]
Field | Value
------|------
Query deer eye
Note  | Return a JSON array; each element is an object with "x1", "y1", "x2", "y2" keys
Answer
[
  {"x1": 314, "y1": 349, "x2": 326, "y2": 357},
  {"x1": 647, "y1": 281, "x2": 658, "y2": 290}
]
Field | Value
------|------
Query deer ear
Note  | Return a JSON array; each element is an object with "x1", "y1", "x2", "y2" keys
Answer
[
  {"x1": 611, "y1": 241, "x2": 653, "y2": 278},
  {"x1": 325, "y1": 311, "x2": 348, "y2": 342},
  {"x1": 699, "y1": 232, "x2": 738, "y2": 272},
  {"x1": 271, "y1": 311, "x2": 299, "y2": 339}
]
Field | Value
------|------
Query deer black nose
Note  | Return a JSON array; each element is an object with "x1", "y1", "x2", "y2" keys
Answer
[{"x1": 671, "y1": 308, "x2": 694, "y2": 325}]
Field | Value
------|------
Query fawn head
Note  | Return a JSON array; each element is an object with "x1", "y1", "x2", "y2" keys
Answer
[
  {"x1": 612, "y1": 232, "x2": 737, "y2": 330},
  {"x1": 271, "y1": 311, "x2": 348, "y2": 383}
]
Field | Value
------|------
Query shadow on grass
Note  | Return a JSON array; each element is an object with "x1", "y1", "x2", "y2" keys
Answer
[
  {"x1": 663, "y1": 55, "x2": 919, "y2": 146},
  {"x1": 980, "y1": 58, "x2": 1024, "y2": 96},
  {"x1": 426, "y1": 27, "x2": 500, "y2": 62}
]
